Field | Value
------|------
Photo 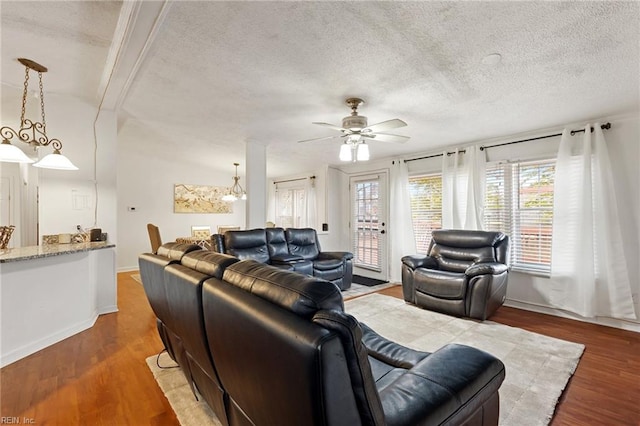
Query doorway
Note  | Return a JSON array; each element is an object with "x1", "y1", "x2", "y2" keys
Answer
[{"x1": 349, "y1": 172, "x2": 388, "y2": 281}]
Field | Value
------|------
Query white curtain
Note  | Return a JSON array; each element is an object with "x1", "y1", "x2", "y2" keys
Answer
[
  {"x1": 305, "y1": 176, "x2": 317, "y2": 229},
  {"x1": 550, "y1": 124, "x2": 636, "y2": 320},
  {"x1": 441, "y1": 146, "x2": 486, "y2": 229},
  {"x1": 266, "y1": 181, "x2": 276, "y2": 225},
  {"x1": 390, "y1": 159, "x2": 417, "y2": 282}
]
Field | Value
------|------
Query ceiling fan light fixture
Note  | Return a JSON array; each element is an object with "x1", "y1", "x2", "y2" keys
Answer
[
  {"x1": 302, "y1": 97, "x2": 409, "y2": 163},
  {"x1": 339, "y1": 143, "x2": 352, "y2": 162},
  {"x1": 356, "y1": 142, "x2": 370, "y2": 161}
]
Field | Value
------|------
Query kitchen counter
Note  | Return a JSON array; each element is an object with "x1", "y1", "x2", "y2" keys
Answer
[
  {"x1": 0, "y1": 241, "x2": 115, "y2": 263},
  {"x1": 0, "y1": 242, "x2": 117, "y2": 367}
]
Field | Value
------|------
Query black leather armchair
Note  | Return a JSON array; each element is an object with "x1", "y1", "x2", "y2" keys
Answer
[{"x1": 401, "y1": 229, "x2": 510, "y2": 320}]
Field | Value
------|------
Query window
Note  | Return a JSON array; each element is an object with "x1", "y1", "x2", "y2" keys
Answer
[
  {"x1": 408, "y1": 173, "x2": 442, "y2": 253},
  {"x1": 484, "y1": 159, "x2": 555, "y2": 274},
  {"x1": 275, "y1": 187, "x2": 306, "y2": 228},
  {"x1": 351, "y1": 177, "x2": 382, "y2": 270}
]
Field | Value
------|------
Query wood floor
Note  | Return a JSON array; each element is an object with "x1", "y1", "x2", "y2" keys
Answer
[{"x1": 1, "y1": 272, "x2": 639, "y2": 425}]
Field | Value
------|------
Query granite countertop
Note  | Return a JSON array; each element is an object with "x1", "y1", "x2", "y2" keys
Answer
[{"x1": 0, "y1": 242, "x2": 116, "y2": 263}]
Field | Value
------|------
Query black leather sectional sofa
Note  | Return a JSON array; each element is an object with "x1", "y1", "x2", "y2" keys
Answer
[
  {"x1": 211, "y1": 227, "x2": 353, "y2": 290},
  {"x1": 139, "y1": 242, "x2": 506, "y2": 426}
]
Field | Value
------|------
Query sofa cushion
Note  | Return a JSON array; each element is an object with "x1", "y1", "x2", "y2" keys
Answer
[
  {"x1": 266, "y1": 227, "x2": 290, "y2": 258},
  {"x1": 224, "y1": 229, "x2": 270, "y2": 263},
  {"x1": 414, "y1": 269, "x2": 466, "y2": 299},
  {"x1": 313, "y1": 258, "x2": 343, "y2": 271},
  {"x1": 222, "y1": 260, "x2": 344, "y2": 317},
  {"x1": 285, "y1": 228, "x2": 321, "y2": 260}
]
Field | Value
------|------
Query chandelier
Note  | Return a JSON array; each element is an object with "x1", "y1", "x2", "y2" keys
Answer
[
  {"x1": 0, "y1": 58, "x2": 78, "y2": 170},
  {"x1": 339, "y1": 135, "x2": 369, "y2": 162},
  {"x1": 221, "y1": 163, "x2": 247, "y2": 202}
]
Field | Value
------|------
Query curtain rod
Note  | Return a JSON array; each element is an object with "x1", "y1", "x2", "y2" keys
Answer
[
  {"x1": 404, "y1": 123, "x2": 612, "y2": 162},
  {"x1": 479, "y1": 122, "x2": 611, "y2": 151},
  {"x1": 404, "y1": 150, "x2": 466, "y2": 163},
  {"x1": 273, "y1": 175, "x2": 315, "y2": 184}
]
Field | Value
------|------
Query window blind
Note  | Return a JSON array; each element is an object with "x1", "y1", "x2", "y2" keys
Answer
[
  {"x1": 484, "y1": 159, "x2": 555, "y2": 275},
  {"x1": 408, "y1": 173, "x2": 442, "y2": 254}
]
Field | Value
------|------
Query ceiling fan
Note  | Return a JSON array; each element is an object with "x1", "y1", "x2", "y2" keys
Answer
[{"x1": 298, "y1": 98, "x2": 410, "y2": 145}]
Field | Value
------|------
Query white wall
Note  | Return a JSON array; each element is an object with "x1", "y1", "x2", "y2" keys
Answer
[
  {"x1": 117, "y1": 140, "x2": 246, "y2": 271},
  {"x1": 37, "y1": 95, "x2": 118, "y2": 241}
]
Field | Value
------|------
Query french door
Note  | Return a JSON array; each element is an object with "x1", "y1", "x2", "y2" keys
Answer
[{"x1": 350, "y1": 173, "x2": 388, "y2": 280}]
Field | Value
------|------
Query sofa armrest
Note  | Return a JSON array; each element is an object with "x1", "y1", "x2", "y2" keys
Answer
[
  {"x1": 401, "y1": 255, "x2": 438, "y2": 270},
  {"x1": 360, "y1": 323, "x2": 429, "y2": 369},
  {"x1": 465, "y1": 262, "x2": 508, "y2": 278},
  {"x1": 380, "y1": 343, "x2": 505, "y2": 426},
  {"x1": 317, "y1": 251, "x2": 353, "y2": 262}
]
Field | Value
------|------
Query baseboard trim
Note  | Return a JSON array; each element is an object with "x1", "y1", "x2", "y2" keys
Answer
[
  {"x1": 504, "y1": 299, "x2": 640, "y2": 333},
  {"x1": 0, "y1": 313, "x2": 99, "y2": 368}
]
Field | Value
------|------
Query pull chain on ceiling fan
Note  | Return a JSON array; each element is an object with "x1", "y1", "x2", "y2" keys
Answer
[{"x1": 297, "y1": 98, "x2": 409, "y2": 162}]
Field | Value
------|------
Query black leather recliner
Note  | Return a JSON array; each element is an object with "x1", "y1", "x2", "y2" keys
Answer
[
  {"x1": 285, "y1": 227, "x2": 353, "y2": 290},
  {"x1": 401, "y1": 229, "x2": 510, "y2": 320},
  {"x1": 138, "y1": 242, "x2": 202, "y2": 361},
  {"x1": 163, "y1": 250, "x2": 240, "y2": 424}
]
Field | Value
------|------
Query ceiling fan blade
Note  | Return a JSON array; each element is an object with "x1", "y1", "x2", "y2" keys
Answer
[
  {"x1": 312, "y1": 122, "x2": 347, "y2": 132},
  {"x1": 363, "y1": 118, "x2": 407, "y2": 133},
  {"x1": 297, "y1": 134, "x2": 343, "y2": 143},
  {"x1": 361, "y1": 133, "x2": 410, "y2": 144}
]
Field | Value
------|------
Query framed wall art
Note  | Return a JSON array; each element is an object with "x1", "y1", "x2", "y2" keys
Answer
[{"x1": 174, "y1": 184, "x2": 232, "y2": 214}]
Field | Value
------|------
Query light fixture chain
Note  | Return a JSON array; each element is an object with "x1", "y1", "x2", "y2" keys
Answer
[
  {"x1": 38, "y1": 72, "x2": 46, "y2": 133},
  {"x1": 20, "y1": 67, "x2": 30, "y2": 126}
]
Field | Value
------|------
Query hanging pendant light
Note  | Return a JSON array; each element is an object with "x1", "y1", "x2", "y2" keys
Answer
[
  {"x1": 221, "y1": 163, "x2": 247, "y2": 202},
  {"x1": 0, "y1": 58, "x2": 78, "y2": 170}
]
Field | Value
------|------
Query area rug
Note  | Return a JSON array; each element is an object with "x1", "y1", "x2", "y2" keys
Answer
[
  {"x1": 342, "y1": 282, "x2": 397, "y2": 300},
  {"x1": 146, "y1": 293, "x2": 584, "y2": 426}
]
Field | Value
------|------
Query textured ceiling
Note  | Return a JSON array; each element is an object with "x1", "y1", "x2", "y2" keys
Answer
[{"x1": 1, "y1": 1, "x2": 639, "y2": 177}]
